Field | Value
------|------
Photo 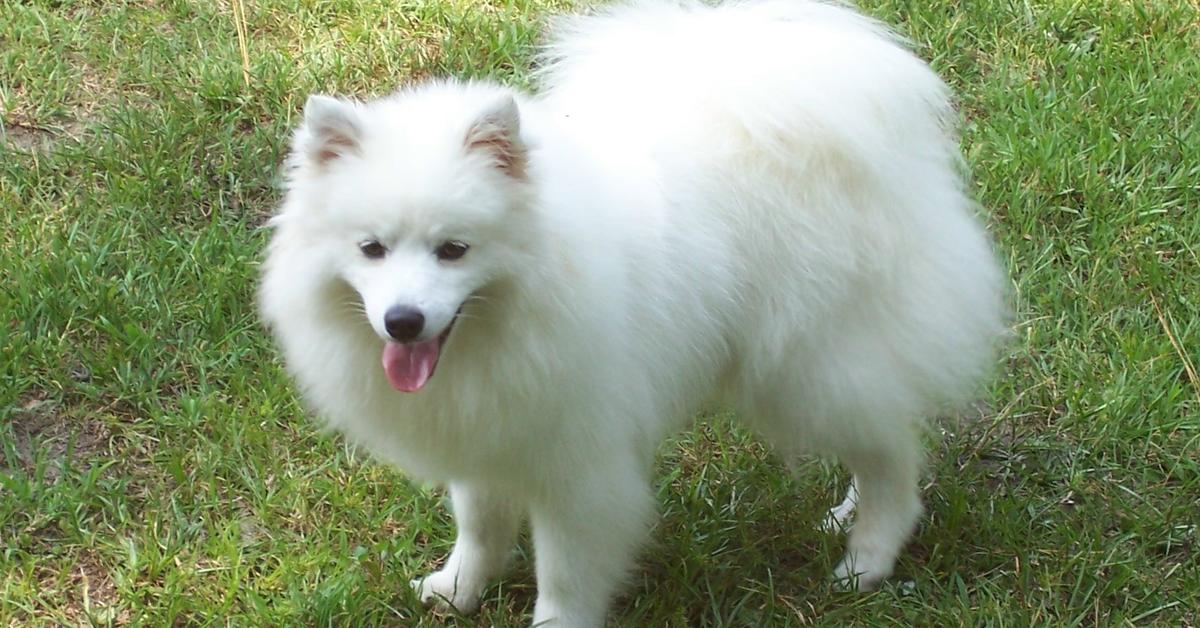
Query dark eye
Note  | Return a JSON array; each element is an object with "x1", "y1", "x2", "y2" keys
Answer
[
  {"x1": 359, "y1": 240, "x2": 387, "y2": 259},
  {"x1": 435, "y1": 240, "x2": 470, "y2": 261}
]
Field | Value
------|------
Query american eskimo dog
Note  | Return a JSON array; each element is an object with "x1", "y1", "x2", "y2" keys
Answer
[{"x1": 260, "y1": 1, "x2": 1008, "y2": 625}]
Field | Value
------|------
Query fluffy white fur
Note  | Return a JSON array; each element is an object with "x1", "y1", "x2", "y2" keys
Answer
[{"x1": 260, "y1": 1, "x2": 1008, "y2": 625}]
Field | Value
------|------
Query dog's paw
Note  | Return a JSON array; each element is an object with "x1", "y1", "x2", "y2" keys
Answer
[
  {"x1": 821, "y1": 481, "x2": 858, "y2": 533},
  {"x1": 411, "y1": 569, "x2": 482, "y2": 614},
  {"x1": 830, "y1": 552, "x2": 892, "y2": 592},
  {"x1": 820, "y1": 502, "x2": 855, "y2": 533}
]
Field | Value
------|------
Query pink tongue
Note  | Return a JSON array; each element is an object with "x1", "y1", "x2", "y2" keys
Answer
[{"x1": 381, "y1": 338, "x2": 442, "y2": 392}]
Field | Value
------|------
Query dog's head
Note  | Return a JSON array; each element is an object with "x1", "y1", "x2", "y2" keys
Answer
[{"x1": 273, "y1": 83, "x2": 534, "y2": 392}]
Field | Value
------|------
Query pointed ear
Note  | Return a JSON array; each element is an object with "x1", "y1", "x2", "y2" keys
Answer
[
  {"x1": 299, "y1": 94, "x2": 362, "y2": 167},
  {"x1": 464, "y1": 95, "x2": 526, "y2": 179}
]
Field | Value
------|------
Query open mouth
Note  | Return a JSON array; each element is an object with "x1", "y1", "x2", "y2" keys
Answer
[{"x1": 380, "y1": 309, "x2": 460, "y2": 393}]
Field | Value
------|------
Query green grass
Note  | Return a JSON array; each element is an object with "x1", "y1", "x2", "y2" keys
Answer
[{"x1": 2, "y1": 0, "x2": 1197, "y2": 624}]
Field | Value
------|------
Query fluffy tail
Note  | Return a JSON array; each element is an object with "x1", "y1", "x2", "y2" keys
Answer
[{"x1": 538, "y1": 0, "x2": 956, "y2": 177}]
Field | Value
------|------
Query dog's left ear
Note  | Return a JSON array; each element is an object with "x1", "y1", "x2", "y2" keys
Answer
[{"x1": 464, "y1": 95, "x2": 526, "y2": 179}]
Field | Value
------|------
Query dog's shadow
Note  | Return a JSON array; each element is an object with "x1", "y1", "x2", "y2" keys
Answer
[
  {"x1": 297, "y1": 417, "x2": 1003, "y2": 626},
  {"x1": 613, "y1": 423, "x2": 847, "y2": 626},
  {"x1": 421, "y1": 422, "x2": 854, "y2": 627}
]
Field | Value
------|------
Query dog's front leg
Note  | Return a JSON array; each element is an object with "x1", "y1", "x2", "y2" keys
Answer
[
  {"x1": 528, "y1": 462, "x2": 655, "y2": 627},
  {"x1": 413, "y1": 481, "x2": 521, "y2": 614}
]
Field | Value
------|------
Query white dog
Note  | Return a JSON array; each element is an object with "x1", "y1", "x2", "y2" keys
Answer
[{"x1": 260, "y1": 1, "x2": 1008, "y2": 625}]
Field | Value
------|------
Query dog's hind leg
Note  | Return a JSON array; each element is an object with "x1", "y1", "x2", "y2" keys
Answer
[
  {"x1": 827, "y1": 429, "x2": 923, "y2": 591},
  {"x1": 738, "y1": 362, "x2": 924, "y2": 592},
  {"x1": 413, "y1": 482, "x2": 522, "y2": 613}
]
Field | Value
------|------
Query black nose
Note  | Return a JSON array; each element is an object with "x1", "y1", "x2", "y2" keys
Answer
[{"x1": 383, "y1": 305, "x2": 425, "y2": 342}]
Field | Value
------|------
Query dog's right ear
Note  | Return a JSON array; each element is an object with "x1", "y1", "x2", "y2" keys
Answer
[{"x1": 298, "y1": 95, "x2": 362, "y2": 168}]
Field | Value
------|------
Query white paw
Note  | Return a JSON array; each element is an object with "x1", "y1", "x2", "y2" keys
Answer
[
  {"x1": 822, "y1": 481, "x2": 858, "y2": 533},
  {"x1": 411, "y1": 568, "x2": 482, "y2": 614},
  {"x1": 821, "y1": 503, "x2": 855, "y2": 533},
  {"x1": 831, "y1": 551, "x2": 893, "y2": 592}
]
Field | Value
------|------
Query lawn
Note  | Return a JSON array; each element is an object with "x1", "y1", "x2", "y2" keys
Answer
[{"x1": 1, "y1": 0, "x2": 1197, "y2": 625}]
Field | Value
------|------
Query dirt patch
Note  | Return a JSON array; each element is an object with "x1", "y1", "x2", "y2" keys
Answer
[
  {"x1": 2, "y1": 390, "x2": 114, "y2": 482},
  {"x1": 1, "y1": 123, "x2": 55, "y2": 153},
  {"x1": 1, "y1": 119, "x2": 89, "y2": 153},
  {"x1": 34, "y1": 551, "x2": 129, "y2": 626},
  {"x1": 4, "y1": 51, "x2": 105, "y2": 153},
  {"x1": 72, "y1": 552, "x2": 125, "y2": 624}
]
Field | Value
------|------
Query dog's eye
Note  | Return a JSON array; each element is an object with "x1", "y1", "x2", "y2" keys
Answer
[
  {"x1": 435, "y1": 240, "x2": 470, "y2": 261},
  {"x1": 359, "y1": 240, "x2": 388, "y2": 259}
]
